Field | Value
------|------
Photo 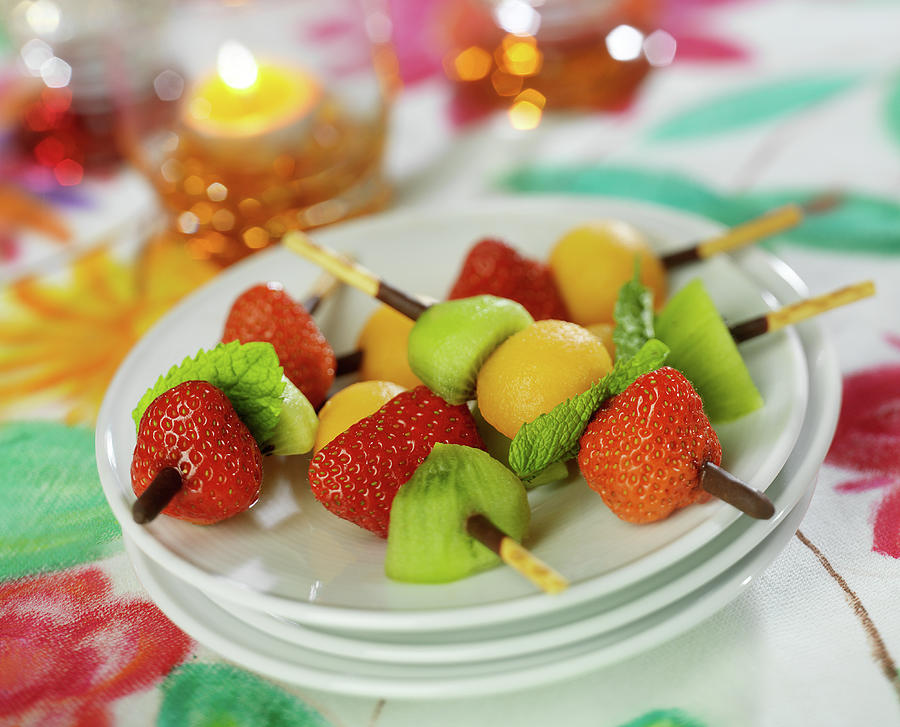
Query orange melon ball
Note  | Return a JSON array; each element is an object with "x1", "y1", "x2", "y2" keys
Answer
[
  {"x1": 314, "y1": 380, "x2": 406, "y2": 452},
  {"x1": 356, "y1": 305, "x2": 424, "y2": 389},
  {"x1": 548, "y1": 220, "x2": 667, "y2": 326},
  {"x1": 476, "y1": 320, "x2": 613, "y2": 439}
]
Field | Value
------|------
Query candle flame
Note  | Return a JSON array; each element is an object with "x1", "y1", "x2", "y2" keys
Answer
[{"x1": 217, "y1": 41, "x2": 258, "y2": 90}]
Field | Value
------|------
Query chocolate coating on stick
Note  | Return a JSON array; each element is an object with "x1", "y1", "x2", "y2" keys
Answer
[
  {"x1": 728, "y1": 316, "x2": 770, "y2": 343},
  {"x1": 700, "y1": 461, "x2": 774, "y2": 519},
  {"x1": 335, "y1": 349, "x2": 364, "y2": 376},
  {"x1": 132, "y1": 466, "x2": 183, "y2": 524},
  {"x1": 660, "y1": 246, "x2": 701, "y2": 269},
  {"x1": 466, "y1": 514, "x2": 504, "y2": 555},
  {"x1": 801, "y1": 190, "x2": 844, "y2": 214},
  {"x1": 376, "y1": 282, "x2": 429, "y2": 321},
  {"x1": 302, "y1": 294, "x2": 324, "y2": 315}
]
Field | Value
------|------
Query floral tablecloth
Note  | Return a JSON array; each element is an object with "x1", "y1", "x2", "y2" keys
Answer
[{"x1": 2, "y1": 1, "x2": 900, "y2": 725}]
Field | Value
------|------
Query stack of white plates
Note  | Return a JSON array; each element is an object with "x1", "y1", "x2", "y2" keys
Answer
[{"x1": 97, "y1": 199, "x2": 841, "y2": 699}]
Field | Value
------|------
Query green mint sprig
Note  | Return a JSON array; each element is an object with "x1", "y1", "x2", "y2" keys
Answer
[
  {"x1": 131, "y1": 341, "x2": 285, "y2": 444},
  {"x1": 612, "y1": 265, "x2": 655, "y2": 362}
]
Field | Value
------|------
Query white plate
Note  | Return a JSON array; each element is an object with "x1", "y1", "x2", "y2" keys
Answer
[
  {"x1": 121, "y1": 265, "x2": 840, "y2": 697},
  {"x1": 97, "y1": 197, "x2": 808, "y2": 632}
]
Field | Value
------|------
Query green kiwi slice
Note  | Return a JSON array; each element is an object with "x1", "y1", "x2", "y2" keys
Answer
[
  {"x1": 385, "y1": 443, "x2": 530, "y2": 584},
  {"x1": 263, "y1": 377, "x2": 319, "y2": 455},
  {"x1": 655, "y1": 279, "x2": 763, "y2": 422},
  {"x1": 407, "y1": 295, "x2": 533, "y2": 405}
]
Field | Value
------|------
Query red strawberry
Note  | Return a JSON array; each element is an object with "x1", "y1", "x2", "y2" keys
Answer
[
  {"x1": 131, "y1": 380, "x2": 263, "y2": 525},
  {"x1": 223, "y1": 282, "x2": 335, "y2": 408},
  {"x1": 577, "y1": 366, "x2": 722, "y2": 524},
  {"x1": 448, "y1": 238, "x2": 569, "y2": 321},
  {"x1": 308, "y1": 385, "x2": 485, "y2": 537}
]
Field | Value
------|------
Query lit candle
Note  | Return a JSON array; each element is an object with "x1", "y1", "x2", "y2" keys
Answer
[{"x1": 183, "y1": 41, "x2": 323, "y2": 157}]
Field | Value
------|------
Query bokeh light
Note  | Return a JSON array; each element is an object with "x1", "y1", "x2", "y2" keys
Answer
[
  {"x1": 605, "y1": 24, "x2": 644, "y2": 62},
  {"x1": 508, "y1": 88, "x2": 545, "y2": 130},
  {"x1": 448, "y1": 46, "x2": 492, "y2": 81}
]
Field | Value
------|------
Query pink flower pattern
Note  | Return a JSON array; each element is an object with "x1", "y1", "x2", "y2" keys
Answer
[
  {"x1": 0, "y1": 568, "x2": 193, "y2": 727},
  {"x1": 827, "y1": 337, "x2": 900, "y2": 558}
]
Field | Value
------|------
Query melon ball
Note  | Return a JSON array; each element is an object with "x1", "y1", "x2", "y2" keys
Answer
[
  {"x1": 549, "y1": 220, "x2": 667, "y2": 326},
  {"x1": 476, "y1": 320, "x2": 613, "y2": 439}
]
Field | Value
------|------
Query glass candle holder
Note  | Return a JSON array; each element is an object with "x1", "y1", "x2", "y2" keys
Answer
[
  {"x1": 129, "y1": 0, "x2": 397, "y2": 266},
  {"x1": 441, "y1": 0, "x2": 670, "y2": 126}
]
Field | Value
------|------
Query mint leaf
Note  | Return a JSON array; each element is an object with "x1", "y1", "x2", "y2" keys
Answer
[
  {"x1": 131, "y1": 341, "x2": 286, "y2": 444},
  {"x1": 508, "y1": 339, "x2": 669, "y2": 479},
  {"x1": 612, "y1": 272, "x2": 654, "y2": 362}
]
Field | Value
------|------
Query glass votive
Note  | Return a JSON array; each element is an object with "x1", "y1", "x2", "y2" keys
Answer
[
  {"x1": 130, "y1": 0, "x2": 398, "y2": 267},
  {"x1": 440, "y1": 0, "x2": 670, "y2": 125}
]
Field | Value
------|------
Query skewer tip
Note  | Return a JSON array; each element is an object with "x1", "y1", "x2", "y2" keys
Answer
[{"x1": 132, "y1": 466, "x2": 183, "y2": 524}]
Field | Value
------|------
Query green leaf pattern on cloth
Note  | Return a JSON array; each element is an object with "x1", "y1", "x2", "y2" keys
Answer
[
  {"x1": 647, "y1": 75, "x2": 859, "y2": 141},
  {"x1": 0, "y1": 421, "x2": 120, "y2": 580},
  {"x1": 882, "y1": 73, "x2": 900, "y2": 152},
  {"x1": 616, "y1": 709, "x2": 707, "y2": 727},
  {"x1": 158, "y1": 663, "x2": 334, "y2": 727},
  {"x1": 501, "y1": 166, "x2": 900, "y2": 255}
]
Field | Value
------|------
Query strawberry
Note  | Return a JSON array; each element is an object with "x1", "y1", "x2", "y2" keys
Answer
[
  {"x1": 448, "y1": 238, "x2": 569, "y2": 321},
  {"x1": 223, "y1": 282, "x2": 335, "y2": 409},
  {"x1": 308, "y1": 385, "x2": 485, "y2": 537},
  {"x1": 131, "y1": 380, "x2": 263, "y2": 525},
  {"x1": 577, "y1": 366, "x2": 721, "y2": 524}
]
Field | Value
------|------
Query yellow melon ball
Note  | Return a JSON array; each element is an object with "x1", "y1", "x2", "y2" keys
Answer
[
  {"x1": 314, "y1": 380, "x2": 406, "y2": 452},
  {"x1": 586, "y1": 322, "x2": 616, "y2": 361},
  {"x1": 476, "y1": 320, "x2": 613, "y2": 439},
  {"x1": 548, "y1": 220, "x2": 667, "y2": 326},
  {"x1": 356, "y1": 305, "x2": 424, "y2": 389}
]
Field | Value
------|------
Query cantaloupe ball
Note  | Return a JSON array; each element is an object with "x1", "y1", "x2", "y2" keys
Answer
[
  {"x1": 549, "y1": 220, "x2": 667, "y2": 326},
  {"x1": 356, "y1": 305, "x2": 424, "y2": 389},
  {"x1": 476, "y1": 320, "x2": 613, "y2": 439},
  {"x1": 314, "y1": 380, "x2": 406, "y2": 452}
]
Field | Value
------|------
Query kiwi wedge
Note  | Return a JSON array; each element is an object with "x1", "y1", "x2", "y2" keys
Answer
[
  {"x1": 263, "y1": 377, "x2": 319, "y2": 455},
  {"x1": 385, "y1": 444, "x2": 530, "y2": 584},
  {"x1": 407, "y1": 295, "x2": 533, "y2": 405},
  {"x1": 655, "y1": 279, "x2": 763, "y2": 422}
]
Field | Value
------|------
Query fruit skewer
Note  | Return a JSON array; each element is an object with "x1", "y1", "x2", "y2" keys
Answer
[
  {"x1": 333, "y1": 278, "x2": 875, "y2": 377},
  {"x1": 287, "y1": 231, "x2": 873, "y2": 360},
  {"x1": 282, "y1": 232, "x2": 775, "y2": 521},
  {"x1": 309, "y1": 385, "x2": 570, "y2": 593},
  {"x1": 126, "y1": 279, "x2": 566, "y2": 593},
  {"x1": 132, "y1": 273, "x2": 344, "y2": 526}
]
